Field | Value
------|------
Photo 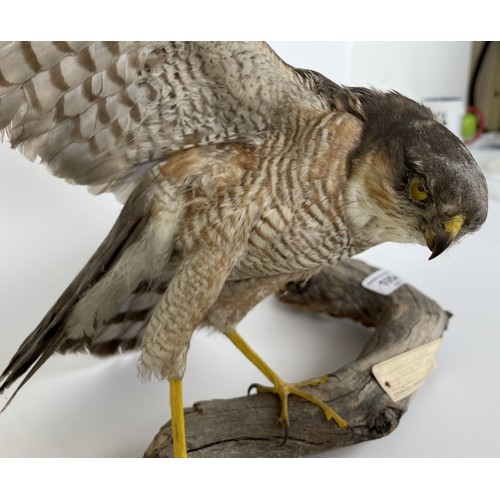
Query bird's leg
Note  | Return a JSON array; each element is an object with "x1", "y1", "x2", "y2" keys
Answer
[
  {"x1": 141, "y1": 237, "x2": 248, "y2": 458},
  {"x1": 226, "y1": 330, "x2": 349, "y2": 434},
  {"x1": 169, "y1": 379, "x2": 187, "y2": 458},
  {"x1": 206, "y1": 276, "x2": 349, "y2": 437}
]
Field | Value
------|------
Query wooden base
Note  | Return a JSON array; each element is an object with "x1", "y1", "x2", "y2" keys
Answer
[{"x1": 144, "y1": 259, "x2": 450, "y2": 458}]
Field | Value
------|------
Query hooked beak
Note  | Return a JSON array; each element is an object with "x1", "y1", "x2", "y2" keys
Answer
[{"x1": 425, "y1": 214, "x2": 465, "y2": 260}]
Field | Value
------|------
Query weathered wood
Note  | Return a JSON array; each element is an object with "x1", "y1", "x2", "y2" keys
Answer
[{"x1": 144, "y1": 259, "x2": 450, "y2": 458}]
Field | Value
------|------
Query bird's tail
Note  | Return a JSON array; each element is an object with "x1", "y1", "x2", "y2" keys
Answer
[{"x1": 0, "y1": 179, "x2": 179, "y2": 409}]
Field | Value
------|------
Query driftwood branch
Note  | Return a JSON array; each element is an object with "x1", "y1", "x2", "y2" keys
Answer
[{"x1": 144, "y1": 259, "x2": 450, "y2": 458}]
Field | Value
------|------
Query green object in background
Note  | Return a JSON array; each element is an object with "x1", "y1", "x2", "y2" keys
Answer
[{"x1": 462, "y1": 112, "x2": 478, "y2": 141}]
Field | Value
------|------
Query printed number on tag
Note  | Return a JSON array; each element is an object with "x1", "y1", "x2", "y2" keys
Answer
[{"x1": 361, "y1": 269, "x2": 405, "y2": 296}]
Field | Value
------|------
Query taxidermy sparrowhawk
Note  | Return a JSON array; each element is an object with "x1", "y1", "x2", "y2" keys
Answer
[{"x1": 0, "y1": 42, "x2": 488, "y2": 457}]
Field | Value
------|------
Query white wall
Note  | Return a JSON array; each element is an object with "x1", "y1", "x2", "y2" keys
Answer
[{"x1": 269, "y1": 41, "x2": 472, "y2": 101}]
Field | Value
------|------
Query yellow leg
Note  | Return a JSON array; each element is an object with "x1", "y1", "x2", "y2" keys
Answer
[
  {"x1": 169, "y1": 379, "x2": 188, "y2": 458},
  {"x1": 226, "y1": 330, "x2": 348, "y2": 431}
]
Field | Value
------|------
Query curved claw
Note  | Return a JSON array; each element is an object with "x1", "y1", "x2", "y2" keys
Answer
[
  {"x1": 247, "y1": 383, "x2": 259, "y2": 395},
  {"x1": 279, "y1": 425, "x2": 289, "y2": 447},
  {"x1": 248, "y1": 381, "x2": 290, "y2": 444}
]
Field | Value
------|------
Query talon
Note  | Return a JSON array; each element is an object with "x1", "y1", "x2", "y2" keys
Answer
[
  {"x1": 247, "y1": 383, "x2": 259, "y2": 395},
  {"x1": 279, "y1": 424, "x2": 289, "y2": 447}
]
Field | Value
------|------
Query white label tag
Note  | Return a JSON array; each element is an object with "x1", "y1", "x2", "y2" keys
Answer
[
  {"x1": 361, "y1": 269, "x2": 405, "y2": 296},
  {"x1": 372, "y1": 339, "x2": 442, "y2": 402}
]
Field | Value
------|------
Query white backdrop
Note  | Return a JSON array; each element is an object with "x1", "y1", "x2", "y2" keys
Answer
[
  {"x1": 269, "y1": 41, "x2": 472, "y2": 101},
  {"x1": 1, "y1": 42, "x2": 499, "y2": 457}
]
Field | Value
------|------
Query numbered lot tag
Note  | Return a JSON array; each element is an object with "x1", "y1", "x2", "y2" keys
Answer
[{"x1": 361, "y1": 269, "x2": 405, "y2": 296}]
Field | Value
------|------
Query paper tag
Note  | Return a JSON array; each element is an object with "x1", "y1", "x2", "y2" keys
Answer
[
  {"x1": 372, "y1": 339, "x2": 442, "y2": 402},
  {"x1": 361, "y1": 269, "x2": 405, "y2": 296}
]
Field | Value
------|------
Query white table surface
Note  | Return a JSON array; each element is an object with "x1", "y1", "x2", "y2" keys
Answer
[{"x1": 1, "y1": 137, "x2": 499, "y2": 458}]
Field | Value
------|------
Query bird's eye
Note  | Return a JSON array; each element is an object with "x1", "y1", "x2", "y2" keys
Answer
[{"x1": 409, "y1": 178, "x2": 429, "y2": 202}]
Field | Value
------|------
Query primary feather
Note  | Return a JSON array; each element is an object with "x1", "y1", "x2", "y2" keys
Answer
[{"x1": 1, "y1": 42, "x2": 329, "y2": 198}]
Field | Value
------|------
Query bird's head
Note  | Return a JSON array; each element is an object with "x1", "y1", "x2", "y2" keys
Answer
[{"x1": 345, "y1": 90, "x2": 488, "y2": 259}]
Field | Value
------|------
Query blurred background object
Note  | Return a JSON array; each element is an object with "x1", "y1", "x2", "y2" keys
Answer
[{"x1": 469, "y1": 41, "x2": 500, "y2": 134}]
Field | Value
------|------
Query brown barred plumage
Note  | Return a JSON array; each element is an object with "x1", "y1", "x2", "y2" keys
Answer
[{"x1": 0, "y1": 42, "x2": 488, "y2": 420}]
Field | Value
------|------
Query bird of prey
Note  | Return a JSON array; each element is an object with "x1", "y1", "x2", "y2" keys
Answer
[{"x1": 0, "y1": 42, "x2": 488, "y2": 457}]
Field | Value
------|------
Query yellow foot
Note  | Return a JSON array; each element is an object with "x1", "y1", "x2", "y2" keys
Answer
[
  {"x1": 226, "y1": 330, "x2": 349, "y2": 440},
  {"x1": 249, "y1": 374, "x2": 349, "y2": 434}
]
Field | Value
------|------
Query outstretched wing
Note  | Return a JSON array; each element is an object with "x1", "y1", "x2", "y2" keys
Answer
[
  {"x1": 0, "y1": 42, "x2": 357, "y2": 399},
  {"x1": 0, "y1": 41, "x2": 332, "y2": 198}
]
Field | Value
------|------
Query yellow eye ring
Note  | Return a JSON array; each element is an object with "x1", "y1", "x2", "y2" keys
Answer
[{"x1": 410, "y1": 178, "x2": 429, "y2": 201}]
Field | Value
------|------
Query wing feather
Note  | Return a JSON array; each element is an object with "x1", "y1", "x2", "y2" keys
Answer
[
  {"x1": 58, "y1": 283, "x2": 166, "y2": 357},
  {"x1": 0, "y1": 181, "x2": 156, "y2": 401},
  {"x1": 1, "y1": 41, "x2": 332, "y2": 197},
  {"x1": 0, "y1": 42, "x2": 362, "y2": 401}
]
